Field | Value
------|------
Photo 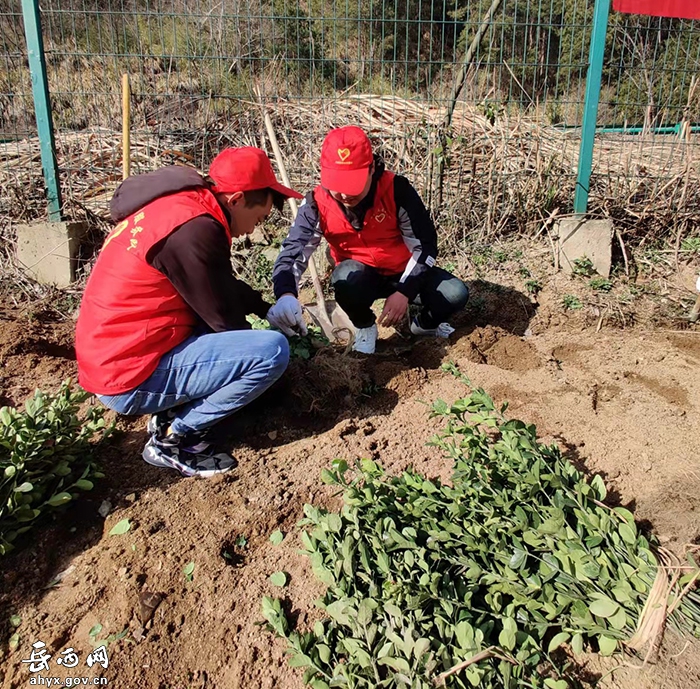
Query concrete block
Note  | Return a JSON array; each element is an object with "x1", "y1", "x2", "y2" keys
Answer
[
  {"x1": 555, "y1": 218, "x2": 613, "y2": 277},
  {"x1": 15, "y1": 221, "x2": 88, "y2": 288}
]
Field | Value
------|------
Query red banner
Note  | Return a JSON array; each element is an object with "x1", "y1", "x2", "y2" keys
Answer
[{"x1": 613, "y1": 0, "x2": 700, "y2": 19}]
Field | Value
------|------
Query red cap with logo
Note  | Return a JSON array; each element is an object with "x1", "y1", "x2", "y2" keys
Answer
[
  {"x1": 320, "y1": 126, "x2": 373, "y2": 196},
  {"x1": 209, "y1": 147, "x2": 303, "y2": 199}
]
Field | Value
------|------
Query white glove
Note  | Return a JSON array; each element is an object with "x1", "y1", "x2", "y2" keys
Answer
[{"x1": 266, "y1": 294, "x2": 307, "y2": 337}]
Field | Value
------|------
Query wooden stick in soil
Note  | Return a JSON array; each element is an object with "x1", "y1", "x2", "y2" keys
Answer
[
  {"x1": 260, "y1": 103, "x2": 335, "y2": 338},
  {"x1": 122, "y1": 74, "x2": 131, "y2": 180}
]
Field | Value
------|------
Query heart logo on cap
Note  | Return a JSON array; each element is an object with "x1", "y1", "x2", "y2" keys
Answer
[{"x1": 337, "y1": 148, "x2": 351, "y2": 162}]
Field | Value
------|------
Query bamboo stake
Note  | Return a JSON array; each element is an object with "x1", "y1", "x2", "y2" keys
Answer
[
  {"x1": 121, "y1": 73, "x2": 130, "y2": 180},
  {"x1": 259, "y1": 101, "x2": 336, "y2": 339}
]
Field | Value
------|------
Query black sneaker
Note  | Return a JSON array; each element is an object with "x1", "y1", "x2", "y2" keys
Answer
[
  {"x1": 147, "y1": 412, "x2": 213, "y2": 453},
  {"x1": 142, "y1": 429, "x2": 237, "y2": 478}
]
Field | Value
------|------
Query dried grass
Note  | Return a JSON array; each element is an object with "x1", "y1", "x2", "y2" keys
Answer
[
  {"x1": 2, "y1": 95, "x2": 697, "y2": 228},
  {"x1": 1, "y1": 95, "x2": 698, "y2": 302},
  {"x1": 624, "y1": 546, "x2": 700, "y2": 667}
]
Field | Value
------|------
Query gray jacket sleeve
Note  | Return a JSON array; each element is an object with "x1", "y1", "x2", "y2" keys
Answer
[{"x1": 272, "y1": 192, "x2": 323, "y2": 298}]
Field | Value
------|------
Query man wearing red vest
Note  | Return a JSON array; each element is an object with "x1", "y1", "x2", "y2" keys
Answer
[
  {"x1": 76, "y1": 147, "x2": 303, "y2": 477},
  {"x1": 268, "y1": 126, "x2": 468, "y2": 353}
]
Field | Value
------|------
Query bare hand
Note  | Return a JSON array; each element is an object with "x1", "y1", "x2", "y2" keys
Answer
[{"x1": 379, "y1": 292, "x2": 409, "y2": 327}]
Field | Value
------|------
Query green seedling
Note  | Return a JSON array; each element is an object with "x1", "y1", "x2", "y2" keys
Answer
[
  {"x1": 261, "y1": 368, "x2": 700, "y2": 688},
  {"x1": 246, "y1": 317, "x2": 328, "y2": 360},
  {"x1": 572, "y1": 256, "x2": 595, "y2": 277},
  {"x1": 88, "y1": 623, "x2": 103, "y2": 642},
  {"x1": 109, "y1": 519, "x2": 131, "y2": 536},
  {"x1": 525, "y1": 278, "x2": 542, "y2": 295},
  {"x1": 0, "y1": 381, "x2": 112, "y2": 555},
  {"x1": 680, "y1": 237, "x2": 700, "y2": 253},
  {"x1": 269, "y1": 571, "x2": 288, "y2": 587},
  {"x1": 589, "y1": 277, "x2": 613, "y2": 292},
  {"x1": 562, "y1": 294, "x2": 583, "y2": 310}
]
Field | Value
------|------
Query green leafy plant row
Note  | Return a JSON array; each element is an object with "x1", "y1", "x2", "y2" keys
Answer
[
  {"x1": 1, "y1": 381, "x2": 113, "y2": 554},
  {"x1": 263, "y1": 366, "x2": 700, "y2": 688}
]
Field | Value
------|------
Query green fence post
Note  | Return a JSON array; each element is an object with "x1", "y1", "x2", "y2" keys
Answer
[
  {"x1": 574, "y1": 0, "x2": 611, "y2": 215},
  {"x1": 22, "y1": 0, "x2": 62, "y2": 222}
]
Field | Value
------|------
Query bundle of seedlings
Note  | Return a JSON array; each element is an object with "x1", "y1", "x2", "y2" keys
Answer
[
  {"x1": 263, "y1": 365, "x2": 700, "y2": 688},
  {"x1": 0, "y1": 381, "x2": 112, "y2": 554}
]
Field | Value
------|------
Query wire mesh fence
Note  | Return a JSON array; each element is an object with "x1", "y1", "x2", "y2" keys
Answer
[{"x1": 0, "y1": 0, "x2": 698, "y2": 244}]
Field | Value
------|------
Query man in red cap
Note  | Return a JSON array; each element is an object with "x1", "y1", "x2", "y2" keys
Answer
[
  {"x1": 76, "y1": 147, "x2": 303, "y2": 477},
  {"x1": 269, "y1": 126, "x2": 468, "y2": 353}
]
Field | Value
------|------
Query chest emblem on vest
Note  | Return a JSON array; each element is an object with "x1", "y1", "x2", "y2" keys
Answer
[
  {"x1": 374, "y1": 211, "x2": 387, "y2": 223},
  {"x1": 337, "y1": 148, "x2": 351, "y2": 163}
]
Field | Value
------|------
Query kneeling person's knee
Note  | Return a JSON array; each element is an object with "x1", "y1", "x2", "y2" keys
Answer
[
  {"x1": 266, "y1": 330, "x2": 290, "y2": 376},
  {"x1": 441, "y1": 277, "x2": 469, "y2": 310},
  {"x1": 331, "y1": 260, "x2": 369, "y2": 288}
]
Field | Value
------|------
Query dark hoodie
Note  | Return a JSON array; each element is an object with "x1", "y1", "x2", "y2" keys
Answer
[{"x1": 108, "y1": 166, "x2": 271, "y2": 332}]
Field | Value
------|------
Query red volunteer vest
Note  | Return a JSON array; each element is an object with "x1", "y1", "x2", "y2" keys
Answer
[
  {"x1": 314, "y1": 171, "x2": 412, "y2": 275},
  {"x1": 75, "y1": 187, "x2": 230, "y2": 395}
]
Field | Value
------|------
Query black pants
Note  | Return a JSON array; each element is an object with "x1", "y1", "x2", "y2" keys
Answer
[{"x1": 330, "y1": 259, "x2": 469, "y2": 329}]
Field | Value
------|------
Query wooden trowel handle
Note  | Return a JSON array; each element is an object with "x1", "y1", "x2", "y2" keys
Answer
[
  {"x1": 306, "y1": 253, "x2": 328, "y2": 313},
  {"x1": 262, "y1": 110, "x2": 327, "y2": 311},
  {"x1": 690, "y1": 294, "x2": 700, "y2": 323}
]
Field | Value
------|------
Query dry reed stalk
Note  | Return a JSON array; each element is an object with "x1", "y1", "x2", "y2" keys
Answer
[
  {"x1": 615, "y1": 227, "x2": 630, "y2": 277},
  {"x1": 0, "y1": 96, "x2": 697, "y2": 258},
  {"x1": 433, "y1": 647, "x2": 516, "y2": 687},
  {"x1": 625, "y1": 549, "x2": 682, "y2": 665}
]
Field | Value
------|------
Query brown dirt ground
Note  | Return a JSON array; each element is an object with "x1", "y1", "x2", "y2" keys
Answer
[{"x1": 1, "y1": 264, "x2": 700, "y2": 689}]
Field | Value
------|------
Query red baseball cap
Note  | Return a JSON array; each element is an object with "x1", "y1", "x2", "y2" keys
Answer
[
  {"x1": 320, "y1": 126, "x2": 373, "y2": 196},
  {"x1": 209, "y1": 147, "x2": 303, "y2": 200}
]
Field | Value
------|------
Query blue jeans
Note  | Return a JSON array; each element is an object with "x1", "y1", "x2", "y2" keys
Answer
[{"x1": 98, "y1": 329, "x2": 289, "y2": 435}]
